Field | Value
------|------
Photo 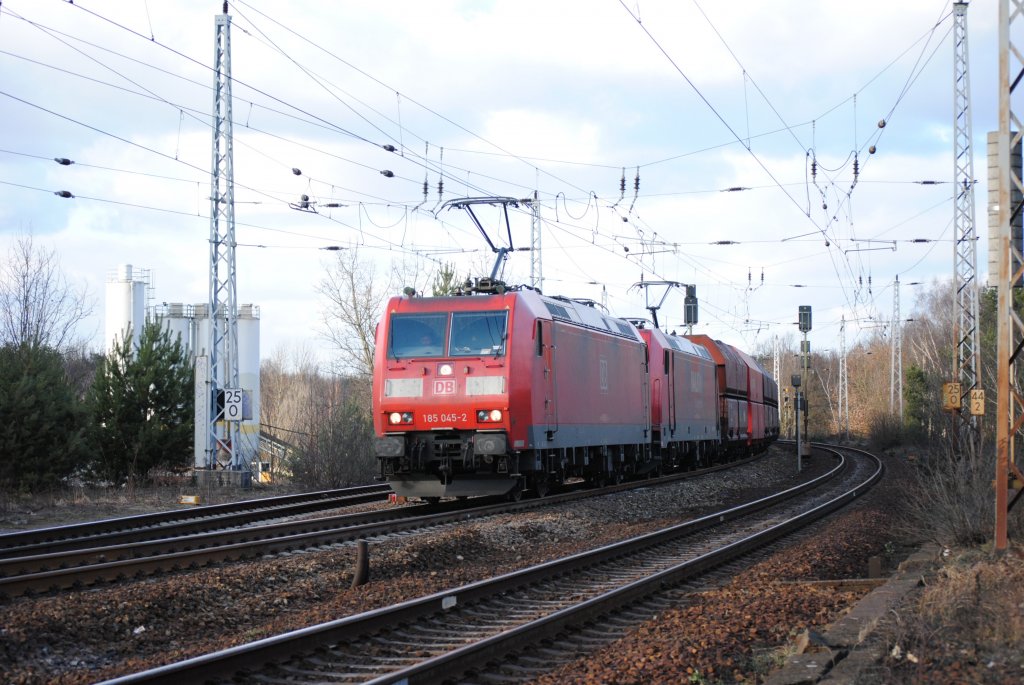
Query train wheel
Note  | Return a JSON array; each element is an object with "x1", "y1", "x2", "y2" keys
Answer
[
  {"x1": 424, "y1": 496, "x2": 440, "y2": 505},
  {"x1": 506, "y1": 484, "x2": 523, "y2": 502}
]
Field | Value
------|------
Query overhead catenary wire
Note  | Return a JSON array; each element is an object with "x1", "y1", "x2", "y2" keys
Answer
[{"x1": 0, "y1": 0, "x2": 966, "y2": 350}]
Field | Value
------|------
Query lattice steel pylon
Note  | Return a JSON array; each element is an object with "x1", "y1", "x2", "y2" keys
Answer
[
  {"x1": 995, "y1": 0, "x2": 1024, "y2": 551},
  {"x1": 954, "y1": 2, "x2": 981, "y2": 447},
  {"x1": 206, "y1": 2, "x2": 241, "y2": 470},
  {"x1": 890, "y1": 277, "x2": 903, "y2": 422},
  {"x1": 528, "y1": 190, "x2": 543, "y2": 293}
]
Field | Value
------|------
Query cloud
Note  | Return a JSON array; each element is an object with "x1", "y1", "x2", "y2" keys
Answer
[{"x1": 0, "y1": 0, "x2": 999, "y2": 359}]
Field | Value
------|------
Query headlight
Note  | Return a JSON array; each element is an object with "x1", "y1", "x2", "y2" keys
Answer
[
  {"x1": 473, "y1": 433, "x2": 506, "y2": 455},
  {"x1": 374, "y1": 436, "x2": 405, "y2": 457},
  {"x1": 437, "y1": 363, "x2": 454, "y2": 376},
  {"x1": 388, "y1": 412, "x2": 413, "y2": 425},
  {"x1": 476, "y1": 409, "x2": 503, "y2": 422}
]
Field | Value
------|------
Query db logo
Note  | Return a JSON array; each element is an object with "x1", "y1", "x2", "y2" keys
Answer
[{"x1": 433, "y1": 379, "x2": 456, "y2": 395}]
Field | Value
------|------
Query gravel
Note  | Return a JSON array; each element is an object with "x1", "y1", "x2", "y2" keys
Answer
[{"x1": 0, "y1": 446, "x2": 910, "y2": 684}]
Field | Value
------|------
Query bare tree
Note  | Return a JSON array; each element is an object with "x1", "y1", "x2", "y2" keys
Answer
[
  {"x1": 905, "y1": 280, "x2": 956, "y2": 381},
  {"x1": 260, "y1": 343, "x2": 320, "y2": 441},
  {"x1": 317, "y1": 249, "x2": 390, "y2": 377},
  {"x1": 0, "y1": 231, "x2": 93, "y2": 351}
]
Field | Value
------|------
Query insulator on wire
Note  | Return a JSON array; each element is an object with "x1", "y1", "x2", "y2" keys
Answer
[
  {"x1": 422, "y1": 142, "x2": 429, "y2": 202},
  {"x1": 438, "y1": 146, "x2": 445, "y2": 199},
  {"x1": 380, "y1": 169, "x2": 394, "y2": 178},
  {"x1": 383, "y1": 144, "x2": 397, "y2": 152},
  {"x1": 54, "y1": 190, "x2": 74, "y2": 198},
  {"x1": 633, "y1": 167, "x2": 640, "y2": 194},
  {"x1": 619, "y1": 168, "x2": 626, "y2": 198},
  {"x1": 54, "y1": 157, "x2": 73, "y2": 166},
  {"x1": 811, "y1": 158, "x2": 817, "y2": 181},
  {"x1": 291, "y1": 167, "x2": 302, "y2": 175},
  {"x1": 853, "y1": 154, "x2": 859, "y2": 181}
]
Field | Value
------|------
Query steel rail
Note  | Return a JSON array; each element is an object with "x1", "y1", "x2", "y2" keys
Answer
[
  {"x1": 385, "y1": 445, "x2": 882, "y2": 684},
  {"x1": 97, "y1": 446, "x2": 873, "y2": 685}
]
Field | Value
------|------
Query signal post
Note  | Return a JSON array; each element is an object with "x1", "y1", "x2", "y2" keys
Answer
[{"x1": 798, "y1": 306, "x2": 812, "y2": 461}]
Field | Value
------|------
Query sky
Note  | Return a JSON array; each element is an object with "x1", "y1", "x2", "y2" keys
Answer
[{"x1": 0, "y1": 0, "x2": 1005, "y2": 367}]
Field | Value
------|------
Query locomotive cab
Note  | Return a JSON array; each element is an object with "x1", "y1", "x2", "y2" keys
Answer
[{"x1": 373, "y1": 294, "x2": 518, "y2": 499}]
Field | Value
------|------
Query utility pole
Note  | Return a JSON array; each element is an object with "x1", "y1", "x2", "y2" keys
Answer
[
  {"x1": 205, "y1": 1, "x2": 241, "y2": 470},
  {"x1": 953, "y1": 1, "x2": 981, "y2": 450},
  {"x1": 890, "y1": 276, "x2": 903, "y2": 423},
  {"x1": 772, "y1": 335, "x2": 780, "y2": 385},
  {"x1": 994, "y1": 0, "x2": 1024, "y2": 552},
  {"x1": 839, "y1": 316, "x2": 849, "y2": 441},
  {"x1": 792, "y1": 373, "x2": 802, "y2": 473}
]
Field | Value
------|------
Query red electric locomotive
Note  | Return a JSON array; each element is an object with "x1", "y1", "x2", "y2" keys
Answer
[
  {"x1": 372, "y1": 278, "x2": 780, "y2": 500},
  {"x1": 635, "y1": 325, "x2": 720, "y2": 469},
  {"x1": 373, "y1": 282, "x2": 652, "y2": 501}
]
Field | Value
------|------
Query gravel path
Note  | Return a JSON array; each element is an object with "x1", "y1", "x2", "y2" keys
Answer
[{"x1": 0, "y1": 447, "x2": 910, "y2": 684}]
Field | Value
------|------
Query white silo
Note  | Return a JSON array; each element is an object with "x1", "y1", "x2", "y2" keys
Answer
[
  {"x1": 105, "y1": 264, "x2": 148, "y2": 354},
  {"x1": 237, "y1": 304, "x2": 261, "y2": 470},
  {"x1": 154, "y1": 302, "x2": 195, "y2": 352}
]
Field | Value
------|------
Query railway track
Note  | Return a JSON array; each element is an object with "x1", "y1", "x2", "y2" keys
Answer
[
  {"x1": 0, "y1": 483, "x2": 392, "y2": 558},
  {"x1": 0, "y1": 453, "x2": 767, "y2": 598},
  {"x1": 98, "y1": 444, "x2": 881, "y2": 685}
]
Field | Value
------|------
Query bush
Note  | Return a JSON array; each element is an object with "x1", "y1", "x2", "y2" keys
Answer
[
  {"x1": 899, "y1": 449, "x2": 1019, "y2": 547},
  {"x1": 288, "y1": 395, "x2": 377, "y2": 489},
  {"x1": 867, "y1": 411, "x2": 904, "y2": 452}
]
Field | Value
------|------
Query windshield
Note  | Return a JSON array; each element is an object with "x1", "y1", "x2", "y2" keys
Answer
[
  {"x1": 388, "y1": 313, "x2": 448, "y2": 358},
  {"x1": 449, "y1": 311, "x2": 507, "y2": 356}
]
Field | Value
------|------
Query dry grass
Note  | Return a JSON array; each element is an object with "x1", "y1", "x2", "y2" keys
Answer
[
  {"x1": 883, "y1": 550, "x2": 1024, "y2": 683},
  {"x1": 916, "y1": 552, "x2": 1024, "y2": 646}
]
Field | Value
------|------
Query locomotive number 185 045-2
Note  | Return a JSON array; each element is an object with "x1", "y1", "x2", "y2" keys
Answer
[{"x1": 422, "y1": 412, "x2": 468, "y2": 424}]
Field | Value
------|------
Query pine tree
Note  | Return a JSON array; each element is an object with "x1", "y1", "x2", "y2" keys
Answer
[
  {"x1": 87, "y1": 319, "x2": 194, "y2": 483},
  {"x1": 0, "y1": 344, "x2": 88, "y2": 492}
]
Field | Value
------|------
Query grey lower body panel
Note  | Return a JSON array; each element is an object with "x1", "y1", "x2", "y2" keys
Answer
[{"x1": 389, "y1": 473, "x2": 518, "y2": 499}]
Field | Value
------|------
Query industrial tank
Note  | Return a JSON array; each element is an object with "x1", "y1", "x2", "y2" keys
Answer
[{"x1": 104, "y1": 264, "x2": 148, "y2": 354}]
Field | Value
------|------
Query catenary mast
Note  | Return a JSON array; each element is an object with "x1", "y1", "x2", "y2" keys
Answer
[
  {"x1": 953, "y1": 1, "x2": 980, "y2": 446},
  {"x1": 205, "y1": 1, "x2": 241, "y2": 469},
  {"x1": 995, "y1": 0, "x2": 1024, "y2": 552}
]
